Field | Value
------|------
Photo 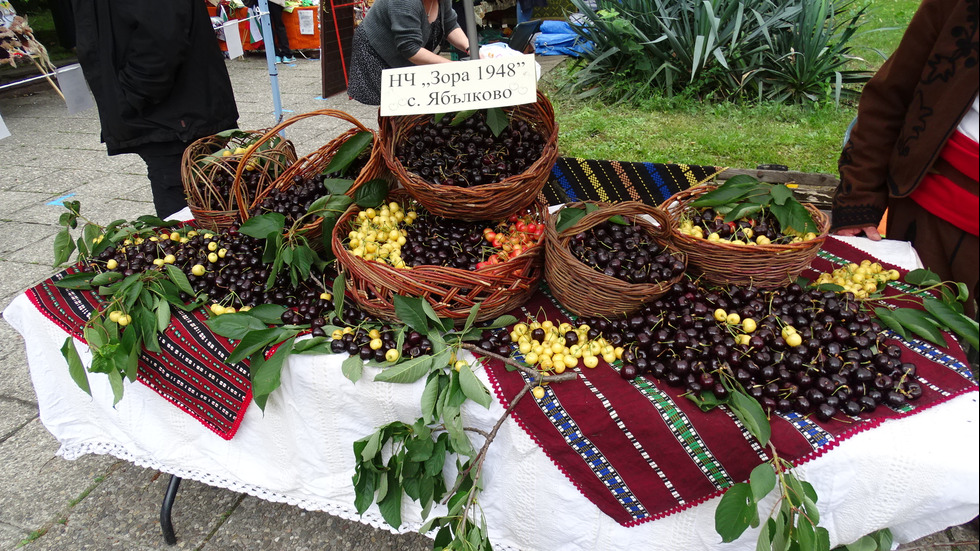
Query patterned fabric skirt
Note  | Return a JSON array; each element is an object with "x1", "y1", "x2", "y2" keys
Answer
[
  {"x1": 347, "y1": 28, "x2": 385, "y2": 106},
  {"x1": 347, "y1": 21, "x2": 445, "y2": 106}
]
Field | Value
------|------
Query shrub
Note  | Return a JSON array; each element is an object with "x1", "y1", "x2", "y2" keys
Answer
[{"x1": 563, "y1": 0, "x2": 873, "y2": 105}]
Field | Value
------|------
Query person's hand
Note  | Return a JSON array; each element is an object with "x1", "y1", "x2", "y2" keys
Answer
[{"x1": 834, "y1": 226, "x2": 882, "y2": 241}]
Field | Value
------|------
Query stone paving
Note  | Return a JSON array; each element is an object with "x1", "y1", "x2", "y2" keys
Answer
[{"x1": 1, "y1": 53, "x2": 977, "y2": 551}]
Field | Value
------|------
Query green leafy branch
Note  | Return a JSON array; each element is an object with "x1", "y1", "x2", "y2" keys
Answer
[
  {"x1": 689, "y1": 371, "x2": 830, "y2": 550},
  {"x1": 54, "y1": 200, "x2": 176, "y2": 268},
  {"x1": 691, "y1": 175, "x2": 818, "y2": 235},
  {"x1": 694, "y1": 371, "x2": 899, "y2": 551},
  {"x1": 238, "y1": 178, "x2": 389, "y2": 289},
  {"x1": 207, "y1": 284, "x2": 580, "y2": 550},
  {"x1": 57, "y1": 263, "x2": 207, "y2": 404},
  {"x1": 204, "y1": 302, "x2": 330, "y2": 410},
  {"x1": 349, "y1": 297, "x2": 575, "y2": 550},
  {"x1": 868, "y1": 268, "x2": 978, "y2": 351},
  {"x1": 53, "y1": 203, "x2": 203, "y2": 404},
  {"x1": 554, "y1": 202, "x2": 628, "y2": 233},
  {"x1": 194, "y1": 129, "x2": 287, "y2": 171}
]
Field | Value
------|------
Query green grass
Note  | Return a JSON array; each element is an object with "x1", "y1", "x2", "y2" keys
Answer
[{"x1": 544, "y1": 0, "x2": 920, "y2": 175}]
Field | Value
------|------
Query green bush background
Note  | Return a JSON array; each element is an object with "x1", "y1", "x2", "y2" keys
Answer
[{"x1": 544, "y1": 0, "x2": 917, "y2": 174}]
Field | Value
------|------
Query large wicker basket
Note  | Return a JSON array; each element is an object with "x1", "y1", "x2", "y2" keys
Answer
[
  {"x1": 378, "y1": 90, "x2": 559, "y2": 221},
  {"x1": 662, "y1": 184, "x2": 830, "y2": 288},
  {"x1": 234, "y1": 110, "x2": 389, "y2": 246},
  {"x1": 544, "y1": 201, "x2": 687, "y2": 317},
  {"x1": 181, "y1": 129, "x2": 297, "y2": 232},
  {"x1": 332, "y1": 191, "x2": 549, "y2": 323}
]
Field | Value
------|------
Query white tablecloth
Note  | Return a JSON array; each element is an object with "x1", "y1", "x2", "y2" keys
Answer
[{"x1": 4, "y1": 237, "x2": 978, "y2": 550}]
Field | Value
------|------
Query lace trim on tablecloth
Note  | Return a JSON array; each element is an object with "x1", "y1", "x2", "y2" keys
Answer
[{"x1": 56, "y1": 440, "x2": 525, "y2": 551}]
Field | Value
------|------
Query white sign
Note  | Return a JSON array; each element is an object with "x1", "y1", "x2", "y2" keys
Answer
[
  {"x1": 0, "y1": 109, "x2": 10, "y2": 141},
  {"x1": 223, "y1": 19, "x2": 244, "y2": 59},
  {"x1": 380, "y1": 54, "x2": 537, "y2": 117},
  {"x1": 297, "y1": 9, "x2": 315, "y2": 35},
  {"x1": 55, "y1": 64, "x2": 96, "y2": 115}
]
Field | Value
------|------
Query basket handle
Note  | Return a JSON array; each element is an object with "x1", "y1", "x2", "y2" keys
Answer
[
  {"x1": 232, "y1": 109, "x2": 377, "y2": 200},
  {"x1": 559, "y1": 201, "x2": 675, "y2": 241}
]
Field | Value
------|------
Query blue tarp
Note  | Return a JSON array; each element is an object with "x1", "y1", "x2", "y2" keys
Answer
[{"x1": 534, "y1": 20, "x2": 592, "y2": 57}]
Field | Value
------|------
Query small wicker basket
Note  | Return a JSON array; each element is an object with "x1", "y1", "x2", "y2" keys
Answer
[
  {"x1": 234, "y1": 110, "x2": 389, "y2": 246},
  {"x1": 332, "y1": 191, "x2": 549, "y2": 324},
  {"x1": 181, "y1": 129, "x2": 297, "y2": 232},
  {"x1": 544, "y1": 201, "x2": 687, "y2": 317},
  {"x1": 378, "y1": 90, "x2": 559, "y2": 221},
  {"x1": 662, "y1": 184, "x2": 830, "y2": 288}
]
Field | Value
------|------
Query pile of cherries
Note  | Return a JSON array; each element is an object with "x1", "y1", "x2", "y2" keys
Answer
[
  {"x1": 251, "y1": 152, "x2": 369, "y2": 224},
  {"x1": 401, "y1": 213, "x2": 489, "y2": 270},
  {"x1": 201, "y1": 161, "x2": 264, "y2": 208},
  {"x1": 90, "y1": 229, "x2": 341, "y2": 324},
  {"x1": 688, "y1": 207, "x2": 791, "y2": 244},
  {"x1": 570, "y1": 220, "x2": 685, "y2": 284},
  {"x1": 252, "y1": 173, "x2": 328, "y2": 223},
  {"x1": 577, "y1": 280, "x2": 923, "y2": 421},
  {"x1": 328, "y1": 325, "x2": 434, "y2": 363},
  {"x1": 394, "y1": 111, "x2": 546, "y2": 187}
]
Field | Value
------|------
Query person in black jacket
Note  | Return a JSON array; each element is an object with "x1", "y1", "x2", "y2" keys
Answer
[{"x1": 71, "y1": 0, "x2": 240, "y2": 218}]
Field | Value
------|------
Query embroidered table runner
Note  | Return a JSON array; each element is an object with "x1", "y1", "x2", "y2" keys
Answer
[
  {"x1": 480, "y1": 237, "x2": 978, "y2": 526},
  {"x1": 25, "y1": 238, "x2": 978, "y2": 517},
  {"x1": 26, "y1": 269, "x2": 252, "y2": 440},
  {"x1": 546, "y1": 158, "x2": 722, "y2": 206}
]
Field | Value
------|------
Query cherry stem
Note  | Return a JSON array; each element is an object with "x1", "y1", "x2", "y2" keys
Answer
[{"x1": 444, "y1": 382, "x2": 531, "y2": 503}]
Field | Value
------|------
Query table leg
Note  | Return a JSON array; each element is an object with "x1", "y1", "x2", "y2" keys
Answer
[{"x1": 160, "y1": 475, "x2": 182, "y2": 545}]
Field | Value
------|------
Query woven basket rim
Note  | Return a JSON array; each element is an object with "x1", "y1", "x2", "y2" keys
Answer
[
  {"x1": 661, "y1": 184, "x2": 829, "y2": 287},
  {"x1": 544, "y1": 200, "x2": 687, "y2": 316},
  {"x1": 378, "y1": 91, "x2": 559, "y2": 220},
  {"x1": 235, "y1": 110, "x2": 380, "y2": 223},
  {"x1": 662, "y1": 183, "x2": 831, "y2": 251},
  {"x1": 332, "y1": 191, "x2": 549, "y2": 321}
]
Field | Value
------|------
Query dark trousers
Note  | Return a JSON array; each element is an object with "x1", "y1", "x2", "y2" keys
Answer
[
  {"x1": 268, "y1": 3, "x2": 293, "y2": 57},
  {"x1": 135, "y1": 142, "x2": 189, "y2": 219},
  {"x1": 888, "y1": 196, "x2": 979, "y2": 319}
]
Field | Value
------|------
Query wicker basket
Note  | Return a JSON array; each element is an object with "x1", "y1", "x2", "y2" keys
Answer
[
  {"x1": 544, "y1": 201, "x2": 687, "y2": 317},
  {"x1": 234, "y1": 110, "x2": 389, "y2": 246},
  {"x1": 332, "y1": 190, "x2": 549, "y2": 324},
  {"x1": 378, "y1": 90, "x2": 559, "y2": 221},
  {"x1": 181, "y1": 129, "x2": 297, "y2": 232},
  {"x1": 662, "y1": 184, "x2": 831, "y2": 288}
]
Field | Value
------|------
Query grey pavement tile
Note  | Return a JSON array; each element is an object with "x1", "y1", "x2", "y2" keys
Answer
[
  {"x1": 73, "y1": 196, "x2": 156, "y2": 224},
  {"x1": 0, "y1": 522, "x2": 31, "y2": 549},
  {"x1": 71, "y1": 175, "x2": 154, "y2": 214},
  {"x1": 24, "y1": 167, "x2": 142, "y2": 199},
  {"x1": 945, "y1": 522, "x2": 980, "y2": 548},
  {"x1": 206, "y1": 496, "x2": 432, "y2": 551},
  {"x1": 0, "y1": 261, "x2": 60, "y2": 311},
  {"x1": 28, "y1": 132, "x2": 103, "y2": 152},
  {"x1": 0, "y1": 165, "x2": 51, "y2": 190},
  {"x1": 0, "y1": 190, "x2": 63, "y2": 219},
  {"x1": 4, "y1": 233, "x2": 60, "y2": 265},
  {"x1": 0, "y1": 223, "x2": 60, "y2": 261},
  {"x1": 0, "y1": 322, "x2": 36, "y2": 403},
  {"x1": 105, "y1": 197, "x2": 156, "y2": 220},
  {"x1": 0, "y1": 419, "x2": 116, "y2": 529},
  {"x1": 0, "y1": 396, "x2": 37, "y2": 441},
  {"x1": 44, "y1": 117, "x2": 103, "y2": 135},
  {"x1": 5, "y1": 198, "x2": 74, "y2": 225},
  {"x1": 32, "y1": 462, "x2": 239, "y2": 551}
]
